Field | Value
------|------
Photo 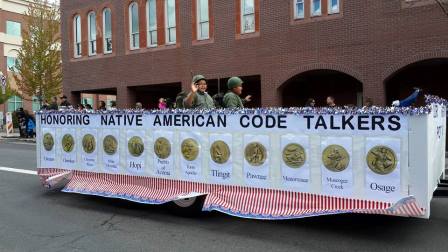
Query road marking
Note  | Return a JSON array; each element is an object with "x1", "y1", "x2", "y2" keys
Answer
[{"x1": 0, "y1": 167, "x2": 37, "y2": 175}]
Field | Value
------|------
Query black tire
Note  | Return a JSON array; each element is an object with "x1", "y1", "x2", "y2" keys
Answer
[{"x1": 167, "y1": 196, "x2": 206, "y2": 217}]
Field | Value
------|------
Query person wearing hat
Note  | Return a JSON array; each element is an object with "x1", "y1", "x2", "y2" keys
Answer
[
  {"x1": 223, "y1": 77, "x2": 252, "y2": 109},
  {"x1": 183, "y1": 75, "x2": 215, "y2": 109},
  {"x1": 59, "y1": 95, "x2": 71, "y2": 108}
]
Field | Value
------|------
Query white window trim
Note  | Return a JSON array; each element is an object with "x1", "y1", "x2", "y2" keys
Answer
[
  {"x1": 73, "y1": 15, "x2": 82, "y2": 58},
  {"x1": 294, "y1": 0, "x2": 305, "y2": 19},
  {"x1": 103, "y1": 8, "x2": 113, "y2": 54},
  {"x1": 196, "y1": 0, "x2": 210, "y2": 40},
  {"x1": 87, "y1": 11, "x2": 97, "y2": 56},
  {"x1": 165, "y1": 0, "x2": 176, "y2": 45},
  {"x1": 146, "y1": 0, "x2": 158, "y2": 47},
  {"x1": 129, "y1": 2, "x2": 140, "y2": 50},
  {"x1": 311, "y1": 0, "x2": 322, "y2": 16},
  {"x1": 240, "y1": 0, "x2": 255, "y2": 34},
  {"x1": 328, "y1": 0, "x2": 340, "y2": 14}
]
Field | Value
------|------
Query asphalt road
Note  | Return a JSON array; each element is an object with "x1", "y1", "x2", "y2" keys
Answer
[{"x1": 1, "y1": 140, "x2": 448, "y2": 252}]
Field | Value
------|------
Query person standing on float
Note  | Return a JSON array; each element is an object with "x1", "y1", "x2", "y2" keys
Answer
[
  {"x1": 223, "y1": 77, "x2": 252, "y2": 109},
  {"x1": 184, "y1": 75, "x2": 215, "y2": 109}
]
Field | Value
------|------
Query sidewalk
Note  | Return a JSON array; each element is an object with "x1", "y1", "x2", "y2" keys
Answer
[{"x1": 0, "y1": 132, "x2": 36, "y2": 143}]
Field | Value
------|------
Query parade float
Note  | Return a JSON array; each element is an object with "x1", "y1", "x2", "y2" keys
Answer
[{"x1": 36, "y1": 95, "x2": 446, "y2": 219}]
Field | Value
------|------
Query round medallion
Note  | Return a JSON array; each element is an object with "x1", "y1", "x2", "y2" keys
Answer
[
  {"x1": 181, "y1": 138, "x2": 199, "y2": 161},
  {"x1": 42, "y1": 133, "x2": 54, "y2": 151},
  {"x1": 282, "y1": 143, "x2": 306, "y2": 168},
  {"x1": 128, "y1": 136, "x2": 144, "y2": 157},
  {"x1": 82, "y1": 134, "x2": 96, "y2": 154},
  {"x1": 103, "y1": 135, "x2": 118, "y2": 156},
  {"x1": 154, "y1": 137, "x2": 171, "y2": 159},
  {"x1": 210, "y1": 140, "x2": 231, "y2": 164},
  {"x1": 62, "y1": 134, "x2": 75, "y2": 153},
  {"x1": 244, "y1": 142, "x2": 267, "y2": 167},
  {"x1": 366, "y1": 146, "x2": 397, "y2": 175},
  {"x1": 322, "y1": 145, "x2": 350, "y2": 172}
]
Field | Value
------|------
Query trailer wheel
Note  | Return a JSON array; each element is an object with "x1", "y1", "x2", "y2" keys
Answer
[{"x1": 168, "y1": 196, "x2": 206, "y2": 217}]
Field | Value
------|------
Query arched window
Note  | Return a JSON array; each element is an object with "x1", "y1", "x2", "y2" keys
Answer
[
  {"x1": 73, "y1": 15, "x2": 82, "y2": 57},
  {"x1": 103, "y1": 8, "x2": 112, "y2": 53},
  {"x1": 241, "y1": 0, "x2": 255, "y2": 34},
  {"x1": 88, "y1": 11, "x2": 97, "y2": 56},
  {"x1": 147, "y1": 0, "x2": 157, "y2": 47},
  {"x1": 328, "y1": 0, "x2": 339, "y2": 14},
  {"x1": 294, "y1": 0, "x2": 304, "y2": 19},
  {"x1": 129, "y1": 2, "x2": 140, "y2": 49},
  {"x1": 165, "y1": 0, "x2": 176, "y2": 44},
  {"x1": 311, "y1": 0, "x2": 321, "y2": 16},
  {"x1": 196, "y1": 0, "x2": 209, "y2": 40}
]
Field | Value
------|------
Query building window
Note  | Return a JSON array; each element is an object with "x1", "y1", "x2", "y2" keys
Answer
[
  {"x1": 165, "y1": 0, "x2": 176, "y2": 44},
  {"x1": 294, "y1": 0, "x2": 304, "y2": 19},
  {"x1": 7, "y1": 57, "x2": 17, "y2": 72},
  {"x1": 7, "y1": 96, "x2": 22, "y2": 112},
  {"x1": 147, "y1": 0, "x2": 158, "y2": 47},
  {"x1": 6, "y1": 21, "x2": 21, "y2": 37},
  {"x1": 311, "y1": 0, "x2": 321, "y2": 16},
  {"x1": 328, "y1": 0, "x2": 339, "y2": 14},
  {"x1": 82, "y1": 97, "x2": 93, "y2": 107},
  {"x1": 103, "y1": 8, "x2": 112, "y2": 54},
  {"x1": 129, "y1": 2, "x2": 140, "y2": 50},
  {"x1": 197, "y1": 0, "x2": 209, "y2": 40},
  {"x1": 88, "y1": 12, "x2": 97, "y2": 56},
  {"x1": 73, "y1": 15, "x2": 82, "y2": 57},
  {"x1": 241, "y1": 0, "x2": 255, "y2": 34},
  {"x1": 32, "y1": 96, "x2": 40, "y2": 112}
]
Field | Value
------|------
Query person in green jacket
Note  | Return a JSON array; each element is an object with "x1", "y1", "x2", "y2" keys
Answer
[
  {"x1": 183, "y1": 75, "x2": 215, "y2": 109},
  {"x1": 223, "y1": 77, "x2": 252, "y2": 109}
]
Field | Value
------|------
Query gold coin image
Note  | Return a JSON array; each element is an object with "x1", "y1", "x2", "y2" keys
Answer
[
  {"x1": 244, "y1": 142, "x2": 267, "y2": 167},
  {"x1": 82, "y1": 134, "x2": 96, "y2": 154},
  {"x1": 154, "y1": 137, "x2": 171, "y2": 159},
  {"x1": 282, "y1": 143, "x2": 306, "y2": 168},
  {"x1": 181, "y1": 138, "x2": 199, "y2": 161},
  {"x1": 43, "y1": 133, "x2": 54, "y2": 151},
  {"x1": 103, "y1": 135, "x2": 118, "y2": 155},
  {"x1": 210, "y1": 140, "x2": 231, "y2": 164},
  {"x1": 128, "y1": 136, "x2": 144, "y2": 157},
  {"x1": 322, "y1": 145, "x2": 350, "y2": 172},
  {"x1": 366, "y1": 146, "x2": 397, "y2": 175},
  {"x1": 62, "y1": 134, "x2": 75, "y2": 153}
]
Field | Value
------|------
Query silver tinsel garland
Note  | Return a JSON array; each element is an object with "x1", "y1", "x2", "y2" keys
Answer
[{"x1": 36, "y1": 95, "x2": 446, "y2": 116}]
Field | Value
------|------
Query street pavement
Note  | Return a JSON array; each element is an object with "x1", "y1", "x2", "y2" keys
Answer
[{"x1": 1, "y1": 141, "x2": 448, "y2": 252}]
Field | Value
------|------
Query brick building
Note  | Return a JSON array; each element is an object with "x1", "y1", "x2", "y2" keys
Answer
[
  {"x1": 61, "y1": 0, "x2": 448, "y2": 109},
  {"x1": 0, "y1": 0, "x2": 37, "y2": 115}
]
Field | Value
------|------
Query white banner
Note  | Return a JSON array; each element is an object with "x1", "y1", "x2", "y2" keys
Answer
[
  {"x1": 60, "y1": 128, "x2": 77, "y2": 169},
  {"x1": 321, "y1": 137, "x2": 353, "y2": 197},
  {"x1": 79, "y1": 129, "x2": 98, "y2": 171},
  {"x1": 38, "y1": 113, "x2": 408, "y2": 136},
  {"x1": 209, "y1": 133, "x2": 233, "y2": 184},
  {"x1": 41, "y1": 128, "x2": 56, "y2": 168},
  {"x1": 365, "y1": 138, "x2": 402, "y2": 201},
  {"x1": 180, "y1": 131, "x2": 203, "y2": 181},
  {"x1": 243, "y1": 134, "x2": 270, "y2": 187},
  {"x1": 102, "y1": 129, "x2": 120, "y2": 172},
  {"x1": 36, "y1": 112, "x2": 414, "y2": 201},
  {"x1": 281, "y1": 134, "x2": 310, "y2": 191},
  {"x1": 153, "y1": 131, "x2": 175, "y2": 178},
  {"x1": 126, "y1": 130, "x2": 146, "y2": 175}
]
